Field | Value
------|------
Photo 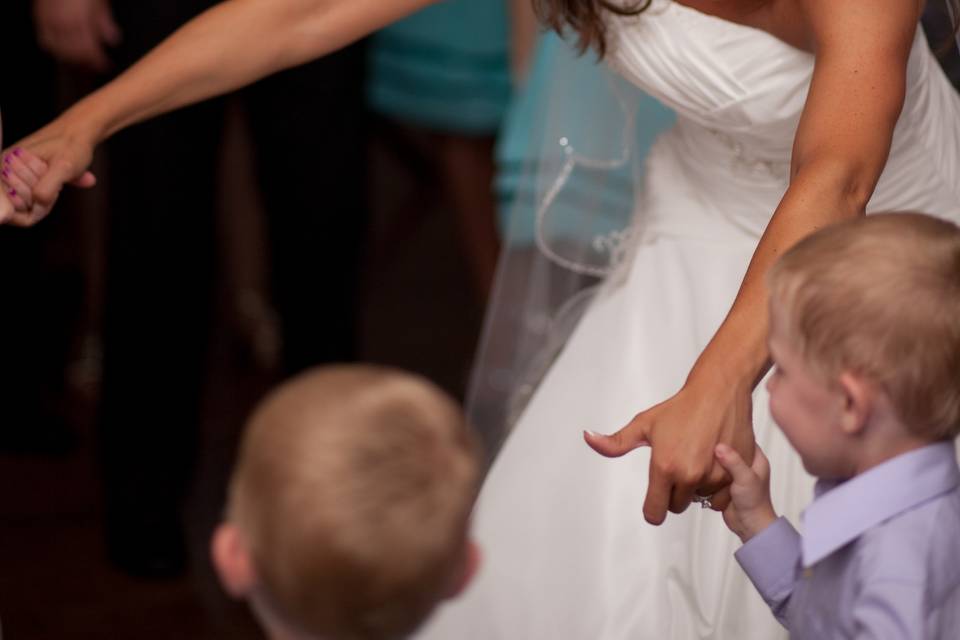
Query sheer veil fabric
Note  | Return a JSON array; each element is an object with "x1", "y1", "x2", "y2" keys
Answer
[
  {"x1": 467, "y1": 33, "x2": 675, "y2": 457},
  {"x1": 420, "y1": 3, "x2": 960, "y2": 639}
]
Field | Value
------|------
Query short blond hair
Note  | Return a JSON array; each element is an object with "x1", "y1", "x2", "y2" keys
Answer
[
  {"x1": 227, "y1": 365, "x2": 481, "y2": 639},
  {"x1": 768, "y1": 212, "x2": 960, "y2": 440}
]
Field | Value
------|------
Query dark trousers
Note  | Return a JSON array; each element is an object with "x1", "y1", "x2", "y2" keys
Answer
[
  {"x1": 0, "y1": 2, "x2": 79, "y2": 443},
  {"x1": 100, "y1": 0, "x2": 368, "y2": 539}
]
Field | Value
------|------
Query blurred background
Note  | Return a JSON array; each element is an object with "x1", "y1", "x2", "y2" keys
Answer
[
  {"x1": 1, "y1": 0, "x2": 514, "y2": 635},
  {"x1": 1, "y1": 1, "x2": 958, "y2": 637}
]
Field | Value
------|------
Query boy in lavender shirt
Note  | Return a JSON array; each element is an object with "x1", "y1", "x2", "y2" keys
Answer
[{"x1": 714, "y1": 213, "x2": 960, "y2": 639}]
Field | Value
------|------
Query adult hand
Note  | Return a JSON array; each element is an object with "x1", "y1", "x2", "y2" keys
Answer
[
  {"x1": 0, "y1": 189, "x2": 14, "y2": 224},
  {"x1": 0, "y1": 118, "x2": 98, "y2": 227},
  {"x1": 0, "y1": 148, "x2": 49, "y2": 220},
  {"x1": 33, "y1": 0, "x2": 122, "y2": 73},
  {"x1": 584, "y1": 376, "x2": 756, "y2": 525}
]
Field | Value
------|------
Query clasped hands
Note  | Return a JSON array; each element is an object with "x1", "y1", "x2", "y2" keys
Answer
[
  {"x1": 0, "y1": 120, "x2": 98, "y2": 226},
  {"x1": 584, "y1": 377, "x2": 759, "y2": 526}
]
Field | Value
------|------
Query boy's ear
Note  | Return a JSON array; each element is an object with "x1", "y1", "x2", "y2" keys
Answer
[
  {"x1": 837, "y1": 371, "x2": 873, "y2": 436},
  {"x1": 211, "y1": 523, "x2": 257, "y2": 599},
  {"x1": 444, "y1": 540, "x2": 482, "y2": 600}
]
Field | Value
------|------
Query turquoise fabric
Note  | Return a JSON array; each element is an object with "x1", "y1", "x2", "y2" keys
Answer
[{"x1": 367, "y1": 0, "x2": 512, "y2": 134}]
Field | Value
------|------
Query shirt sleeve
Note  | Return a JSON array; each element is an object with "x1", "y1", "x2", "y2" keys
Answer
[
  {"x1": 852, "y1": 579, "x2": 925, "y2": 640},
  {"x1": 734, "y1": 516, "x2": 801, "y2": 625}
]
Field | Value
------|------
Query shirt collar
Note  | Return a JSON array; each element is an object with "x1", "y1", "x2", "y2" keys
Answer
[{"x1": 801, "y1": 441, "x2": 960, "y2": 567}]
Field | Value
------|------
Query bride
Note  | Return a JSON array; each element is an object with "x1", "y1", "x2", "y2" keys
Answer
[{"x1": 4, "y1": 0, "x2": 959, "y2": 637}]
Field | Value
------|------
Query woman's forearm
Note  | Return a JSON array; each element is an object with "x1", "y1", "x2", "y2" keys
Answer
[
  {"x1": 685, "y1": 159, "x2": 868, "y2": 393},
  {"x1": 65, "y1": 0, "x2": 435, "y2": 142},
  {"x1": 508, "y1": 0, "x2": 539, "y2": 86}
]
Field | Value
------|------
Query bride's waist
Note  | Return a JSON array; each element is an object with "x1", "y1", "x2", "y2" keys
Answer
[
  {"x1": 671, "y1": 117, "x2": 793, "y2": 179},
  {"x1": 630, "y1": 120, "x2": 791, "y2": 241}
]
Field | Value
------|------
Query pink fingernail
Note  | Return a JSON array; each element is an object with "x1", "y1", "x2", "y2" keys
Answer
[
  {"x1": 13, "y1": 148, "x2": 22, "y2": 157},
  {"x1": 1, "y1": 169, "x2": 8, "y2": 178},
  {"x1": 8, "y1": 189, "x2": 16, "y2": 197}
]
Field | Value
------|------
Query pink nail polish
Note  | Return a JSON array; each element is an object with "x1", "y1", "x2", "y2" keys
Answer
[
  {"x1": 8, "y1": 189, "x2": 16, "y2": 197},
  {"x1": 13, "y1": 148, "x2": 22, "y2": 157},
  {"x1": 1, "y1": 169, "x2": 8, "y2": 177}
]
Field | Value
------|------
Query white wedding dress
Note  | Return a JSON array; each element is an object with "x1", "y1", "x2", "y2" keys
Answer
[{"x1": 418, "y1": 3, "x2": 960, "y2": 639}]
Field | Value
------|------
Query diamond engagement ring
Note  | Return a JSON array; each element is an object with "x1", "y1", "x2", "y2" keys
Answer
[{"x1": 692, "y1": 495, "x2": 713, "y2": 509}]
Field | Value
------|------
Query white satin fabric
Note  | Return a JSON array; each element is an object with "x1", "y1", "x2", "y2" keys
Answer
[{"x1": 417, "y1": 3, "x2": 960, "y2": 639}]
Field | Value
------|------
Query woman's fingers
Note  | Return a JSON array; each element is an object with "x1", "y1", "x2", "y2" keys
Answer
[
  {"x1": 2, "y1": 157, "x2": 40, "y2": 209},
  {"x1": 714, "y1": 443, "x2": 753, "y2": 484},
  {"x1": 668, "y1": 482, "x2": 695, "y2": 515},
  {"x1": 0, "y1": 189, "x2": 14, "y2": 223},
  {"x1": 4, "y1": 210, "x2": 44, "y2": 227},
  {"x1": 32, "y1": 157, "x2": 95, "y2": 216},
  {"x1": 2, "y1": 147, "x2": 54, "y2": 211},
  {"x1": 643, "y1": 461, "x2": 672, "y2": 525},
  {"x1": 583, "y1": 419, "x2": 650, "y2": 458},
  {"x1": 707, "y1": 486, "x2": 731, "y2": 511},
  {"x1": 12, "y1": 147, "x2": 50, "y2": 177},
  {"x1": 2, "y1": 171, "x2": 32, "y2": 208},
  {"x1": 70, "y1": 170, "x2": 97, "y2": 188}
]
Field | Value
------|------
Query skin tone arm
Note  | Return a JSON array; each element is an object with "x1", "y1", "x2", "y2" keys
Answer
[
  {"x1": 585, "y1": 0, "x2": 919, "y2": 524},
  {"x1": 509, "y1": 0, "x2": 540, "y2": 86},
  {"x1": 1, "y1": 0, "x2": 438, "y2": 224}
]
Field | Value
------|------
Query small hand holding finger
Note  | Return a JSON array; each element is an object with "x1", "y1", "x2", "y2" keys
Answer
[{"x1": 713, "y1": 443, "x2": 776, "y2": 542}]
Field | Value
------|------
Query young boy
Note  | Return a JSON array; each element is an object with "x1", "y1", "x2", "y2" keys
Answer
[
  {"x1": 715, "y1": 212, "x2": 960, "y2": 639},
  {"x1": 210, "y1": 365, "x2": 482, "y2": 640}
]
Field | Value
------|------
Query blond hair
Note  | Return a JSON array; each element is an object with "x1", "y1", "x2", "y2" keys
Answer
[
  {"x1": 768, "y1": 212, "x2": 960, "y2": 440},
  {"x1": 227, "y1": 365, "x2": 481, "y2": 639}
]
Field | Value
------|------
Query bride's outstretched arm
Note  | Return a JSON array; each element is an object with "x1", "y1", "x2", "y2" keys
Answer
[
  {"x1": 1, "y1": 0, "x2": 436, "y2": 225},
  {"x1": 586, "y1": 0, "x2": 920, "y2": 524}
]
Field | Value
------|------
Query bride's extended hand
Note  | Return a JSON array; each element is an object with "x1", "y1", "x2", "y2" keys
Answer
[
  {"x1": 584, "y1": 375, "x2": 756, "y2": 525},
  {"x1": 0, "y1": 117, "x2": 97, "y2": 227}
]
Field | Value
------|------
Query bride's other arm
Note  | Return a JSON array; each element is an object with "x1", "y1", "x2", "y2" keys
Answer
[
  {"x1": 2, "y1": 0, "x2": 437, "y2": 225},
  {"x1": 586, "y1": 0, "x2": 920, "y2": 525}
]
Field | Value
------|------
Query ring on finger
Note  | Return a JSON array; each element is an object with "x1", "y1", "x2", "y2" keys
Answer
[{"x1": 692, "y1": 494, "x2": 713, "y2": 510}]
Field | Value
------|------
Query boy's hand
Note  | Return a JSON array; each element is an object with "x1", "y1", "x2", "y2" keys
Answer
[{"x1": 714, "y1": 443, "x2": 777, "y2": 543}]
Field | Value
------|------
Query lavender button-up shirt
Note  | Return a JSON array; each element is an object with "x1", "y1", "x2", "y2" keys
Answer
[{"x1": 735, "y1": 442, "x2": 960, "y2": 639}]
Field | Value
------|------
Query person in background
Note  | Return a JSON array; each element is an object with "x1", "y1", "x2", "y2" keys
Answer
[
  {"x1": 366, "y1": 0, "x2": 523, "y2": 303},
  {"x1": 29, "y1": 0, "x2": 369, "y2": 578},
  {"x1": 0, "y1": 1, "x2": 82, "y2": 455}
]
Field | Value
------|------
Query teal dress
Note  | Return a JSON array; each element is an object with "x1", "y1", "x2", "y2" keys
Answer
[
  {"x1": 495, "y1": 30, "x2": 677, "y2": 239},
  {"x1": 367, "y1": 0, "x2": 512, "y2": 135}
]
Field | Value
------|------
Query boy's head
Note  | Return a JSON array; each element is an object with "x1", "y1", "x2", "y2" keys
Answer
[
  {"x1": 765, "y1": 212, "x2": 960, "y2": 478},
  {"x1": 211, "y1": 365, "x2": 482, "y2": 640}
]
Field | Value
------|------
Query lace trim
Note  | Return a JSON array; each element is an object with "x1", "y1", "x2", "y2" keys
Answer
[
  {"x1": 706, "y1": 128, "x2": 790, "y2": 179},
  {"x1": 535, "y1": 84, "x2": 637, "y2": 277}
]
